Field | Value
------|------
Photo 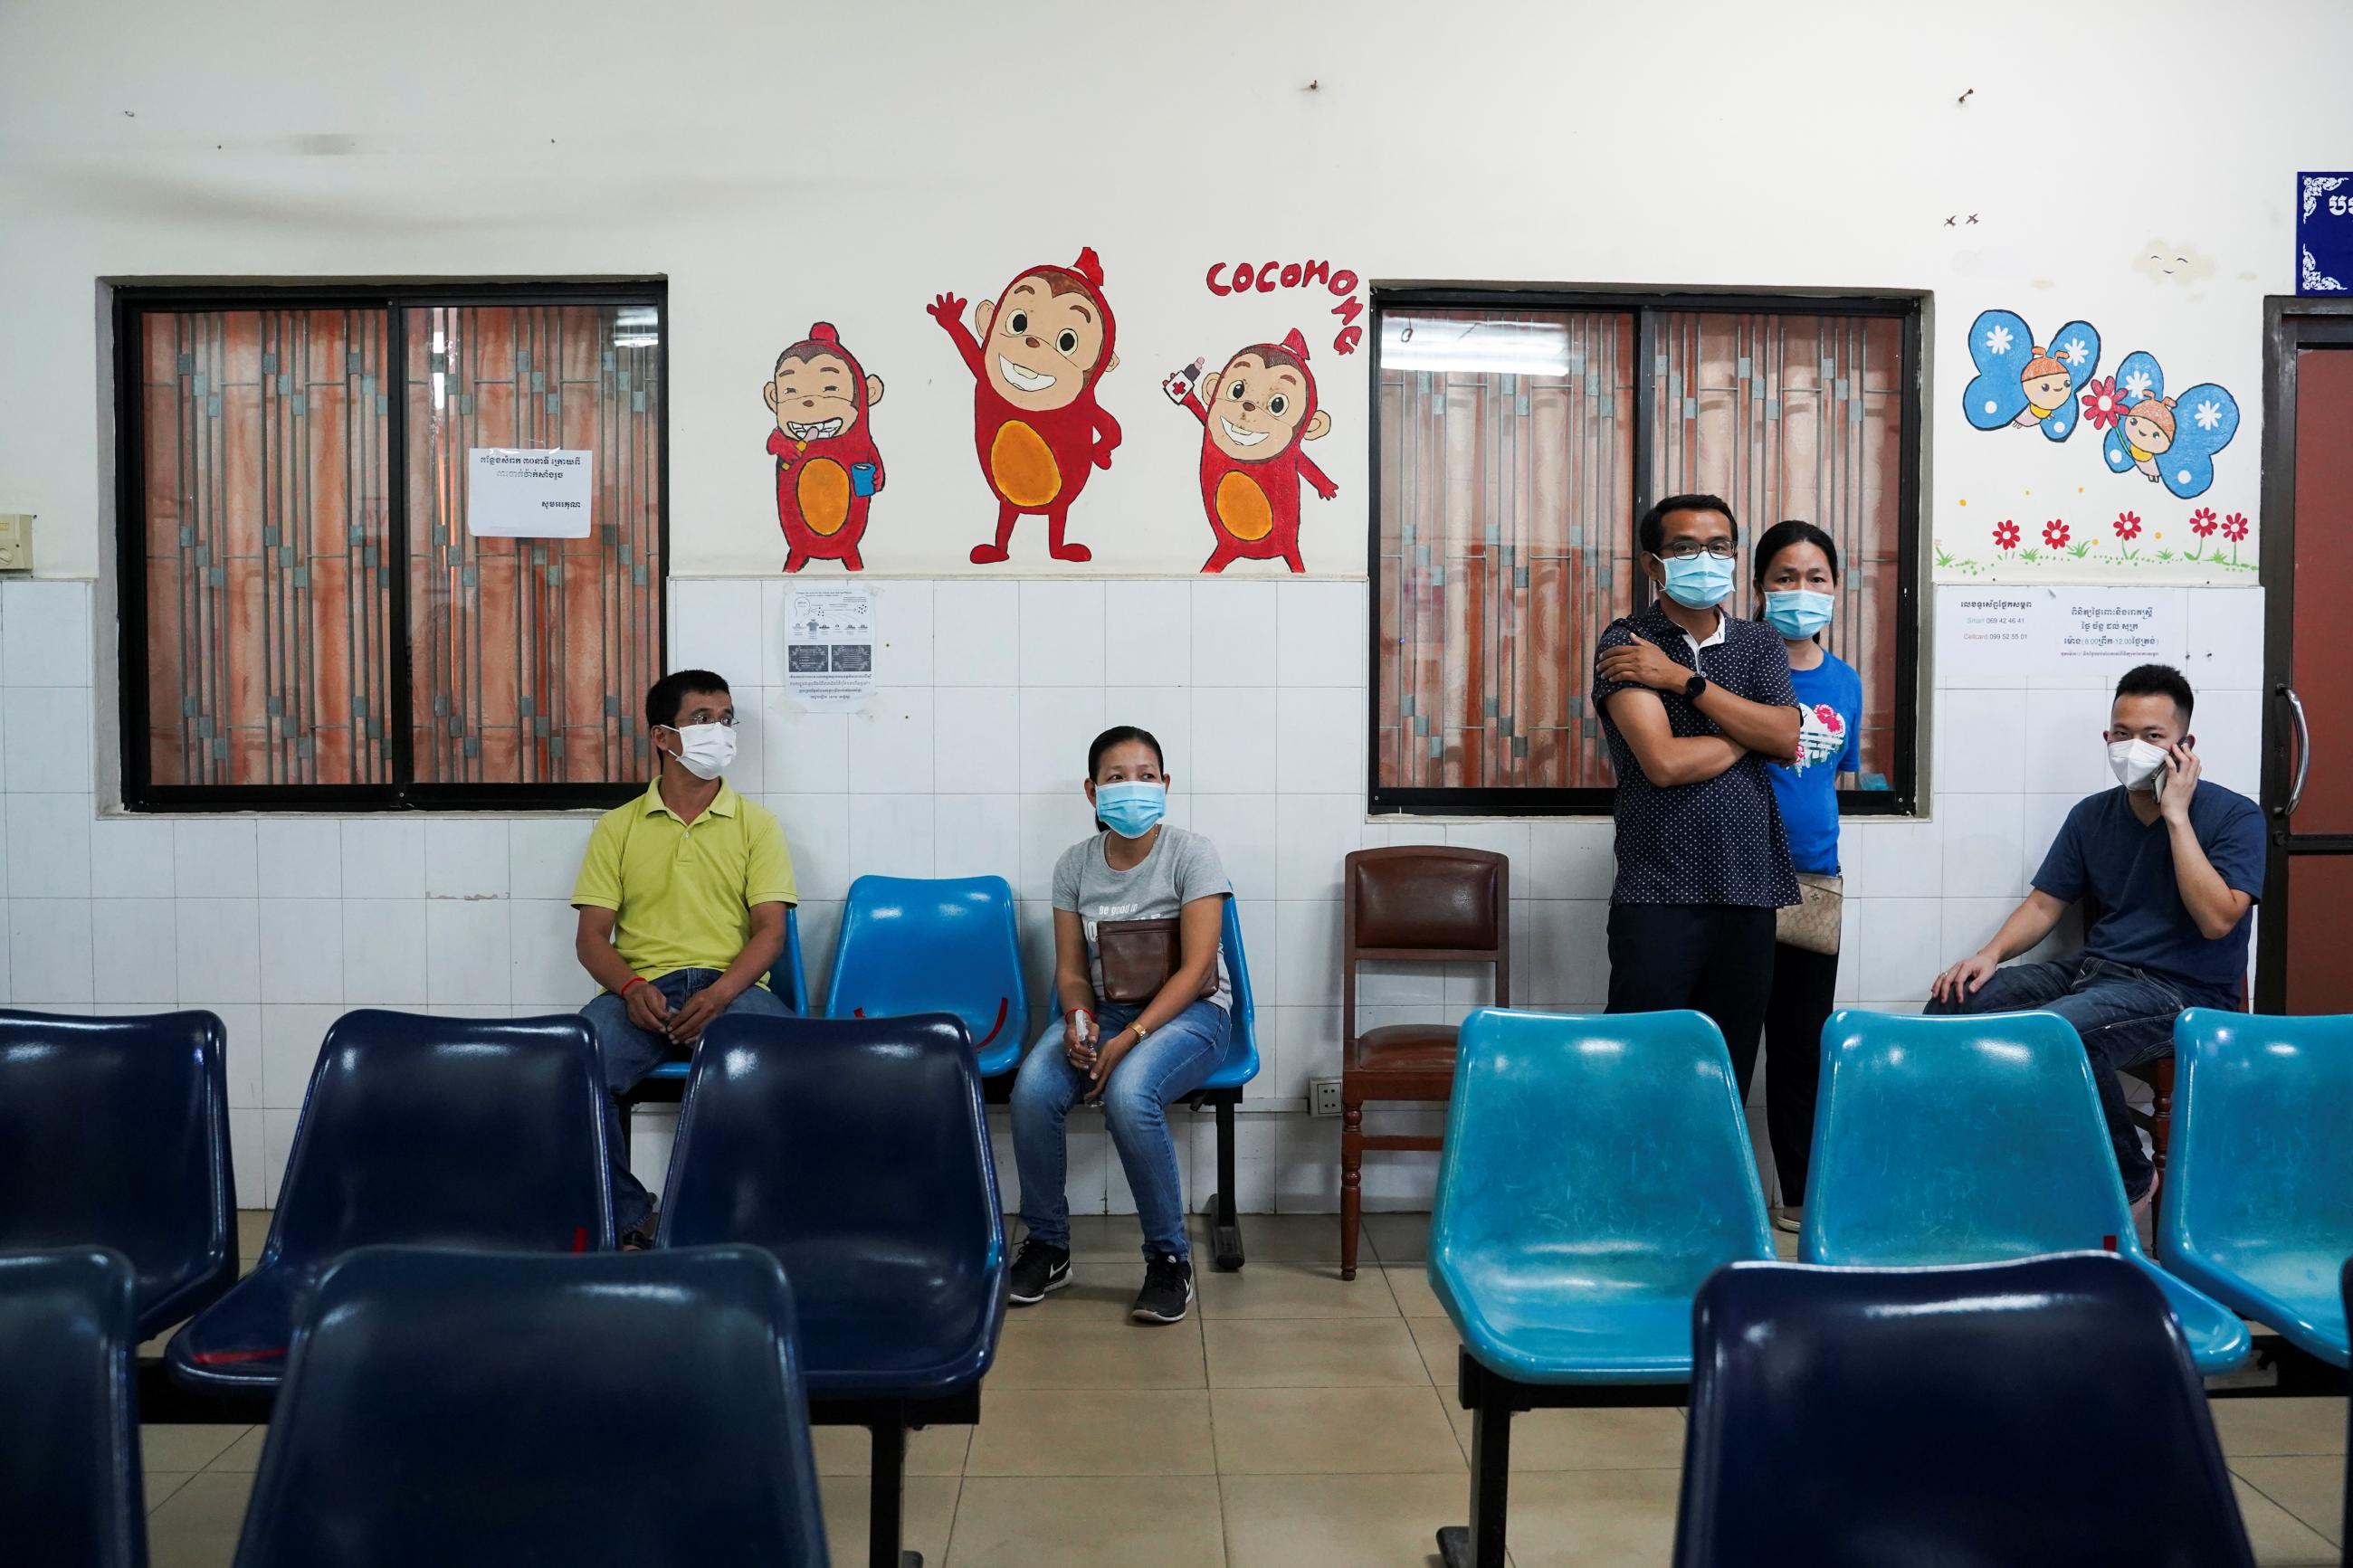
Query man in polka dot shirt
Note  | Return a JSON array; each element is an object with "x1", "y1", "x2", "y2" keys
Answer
[{"x1": 1593, "y1": 494, "x2": 1803, "y2": 1096}]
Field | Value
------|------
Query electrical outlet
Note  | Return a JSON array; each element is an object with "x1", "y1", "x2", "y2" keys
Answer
[
  {"x1": 1310, "y1": 1078, "x2": 1344, "y2": 1117},
  {"x1": 0, "y1": 514, "x2": 31, "y2": 574}
]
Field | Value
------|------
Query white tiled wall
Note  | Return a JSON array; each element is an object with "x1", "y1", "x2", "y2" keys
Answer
[{"x1": 0, "y1": 576, "x2": 2272, "y2": 1217}]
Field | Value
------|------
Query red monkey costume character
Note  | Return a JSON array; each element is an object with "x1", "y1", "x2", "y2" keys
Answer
[
  {"x1": 928, "y1": 247, "x2": 1121, "y2": 564},
  {"x1": 764, "y1": 323, "x2": 885, "y2": 573},
  {"x1": 1166, "y1": 328, "x2": 1336, "y2": 573}
]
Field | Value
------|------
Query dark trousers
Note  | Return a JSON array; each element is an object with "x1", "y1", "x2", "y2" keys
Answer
[
  {"x1": 1605, "y1": 903, "x2": 1777, "y2": 1098},
  {"x1": 1761, "y1": 941, "x2": 1838, "y2": 1205},
  {"x1": 1923, "y1": 952, "x2": 2179, "y2": 1202}
]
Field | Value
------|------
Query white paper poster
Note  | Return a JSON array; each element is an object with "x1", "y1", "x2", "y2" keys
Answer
[
  {"x1": 2047, "y1": 588, "x2": 2177, "y2": 666},
  {"x1": 785, "y1": 585, "x2": 876, "y2": 713},
  {"x1": 466, "y1": 448, "x2": 594, "y2": 538},
  {"x1": 1935, "y1": 584, "x2": 2184, "y2": 688},
  {"x1": 1937, "y1": 588, "x2": 2043, "y2": 683}
]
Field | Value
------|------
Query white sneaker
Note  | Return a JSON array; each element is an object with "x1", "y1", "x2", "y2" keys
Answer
[{"x1": 1773, "y1": 1205, "x2": 1803, "y2": 1235}]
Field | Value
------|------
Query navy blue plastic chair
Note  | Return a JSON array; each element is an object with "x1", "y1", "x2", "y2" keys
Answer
[
  {"x1": 1426, "y1": 1008, "x2": 1774, "y2": 1568},
  {"x1": 2158, "y1": 1008, "x2": 2352, "y2": 1371},
  {"x1": 166, "y1": 1011, "x2": 613, "y2": 1393},
  {"x1": 230, "y1": 1244, "x2": 828, "y2": 1568},
  {"x1": 824, "y1": 875, "x2": 1029, "y2": 1077},
  {"x1": 1182, "y1": 896, "x2": 1263, "y2": 1270},
  {"x1": 0, "y1": 1248, "x2": 145, "y2": 1568},
  {"x1": 1805, "y1": 1008, "x2": 2250, "y2": 1374},
  {"x1": 619, "y1": 907, "x2": 811, "y2": 1133},
  {"x1": 1677, "y1": 1252, "x2": 2254, "y2": 1568},
  {"x1": 660, "y1": 1011, "x2": 1005, "y2": 1568},
  {"x1": 0, "y1": 1010, "x2": 234, "y2": 1339}
]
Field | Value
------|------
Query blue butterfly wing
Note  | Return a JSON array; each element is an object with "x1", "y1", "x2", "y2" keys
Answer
[
  {"x1": 2157, "y1": 384, "x2": 2241, "y2": 499},
  {"x1": 1963, "y1": 309, "x2": 2033, "y2": 431},
  {"x1": 2036, "y1": 321, "x2": 2100, "y2": 440},
  {"x1": 2103, "y1": 350, "x2": 2167, "y2": 474}
]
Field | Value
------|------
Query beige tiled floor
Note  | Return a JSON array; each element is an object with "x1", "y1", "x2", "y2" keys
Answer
[{"x1": 140, "y1": 1210, "x2": 2348, "y2": 1567}]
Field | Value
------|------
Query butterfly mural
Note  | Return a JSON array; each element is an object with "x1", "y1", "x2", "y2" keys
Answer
[
  {"x1": 1962, "y1": 309, "x2": 2101, "y2": 441},
  {"x1": 2101, "y1": 350, "x2": 2239, "y2": 499}
]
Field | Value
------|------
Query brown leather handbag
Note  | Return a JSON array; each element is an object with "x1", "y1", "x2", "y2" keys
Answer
[
  {"x1": 1096, "y1": 917, "x2": 1185, "y2": 1003},
  {"x1": 1775, "y1": 871, "x2": 1844, "y2": 956}
]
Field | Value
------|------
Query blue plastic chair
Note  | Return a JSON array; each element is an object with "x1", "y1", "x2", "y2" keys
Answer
[
  {"x1": 0, "y1": 1248, "x2": 145, "y2": 1568},
  {"x1": 1804, "y1": 1009, "x2": 2250, "y2": 1374},
  {"x1": 2158, "y1": 1008, "x2": 2352, "y2": 1370},
  {"x1": 824, "y1": 875, "x2": 1029, "y2": 1077},
  {"x1": 660, "y1": 1011, "x2": 1005, "y2": 1568},
  {"x1": 626, "y1": 905, "x2": 811, "y2": 1105},
  {"x1": 1678, "y1": 1252, "x2": 2254, "y2": 1568},
  {"x1": 1426, "y1": 1008, "x2": 1773, "y2": 1568},
  {"x1": 0, "y1": 1010, "x2": 235, "y2": 1339},
  {"x1": 1184, "y1": 896, "x2": 1262, "y2": 1270},
  {"x1": 166, "y1": 1011, "x2": 613, "y2": 1393},
  {"x1": 230, "y1": 1245, "x2": 828, "y2": 1568}
]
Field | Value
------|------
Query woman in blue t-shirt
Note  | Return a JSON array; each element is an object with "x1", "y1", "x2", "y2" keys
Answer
[{"x1": 1754, "y1": 520, "x2": 1862, "y2": 1233}]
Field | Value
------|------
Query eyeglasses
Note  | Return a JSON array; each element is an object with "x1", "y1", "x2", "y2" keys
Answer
[
  {"x1": 1653, "y1": 541, "x2": 1739, "y2": 561},
  {"x1": 671, "y1": 714, "x2": 738, "y2": 728}
]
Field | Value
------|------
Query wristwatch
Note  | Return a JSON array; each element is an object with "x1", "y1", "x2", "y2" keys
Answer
[
  {"x1": 1683, "y1": 672, "x2": 1709, "y2": 703},
  {"x1": 1131, "y1": 1023, "x2": 1152, "y2": 1044}
]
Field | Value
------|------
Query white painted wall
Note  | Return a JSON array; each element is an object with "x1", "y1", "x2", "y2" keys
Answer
[
  {"x1": 0, "y1": 0, "x2": 2315, "y2": 1213},
  {"x1": 5, "y1": 0, "x2": 2346, "y2": 577}
]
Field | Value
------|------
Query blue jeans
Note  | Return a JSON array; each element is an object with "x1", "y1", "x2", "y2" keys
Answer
[
  {"x1": 1011, "y1": 997, "x2": 1228, "y2": 1259},
  {"x1": 582, "y1": 967, "x2": 791, "y2": 1232},
  {"x1": 1923, "y1": 952, "x2": 2183, "y2": 1202}
]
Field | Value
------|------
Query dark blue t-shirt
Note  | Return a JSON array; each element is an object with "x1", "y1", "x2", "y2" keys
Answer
[
  {"x1": 1767, "y1": 652, "x2": 1862, "y2": 875},
  {"x1": 2031, "y1": 781, "x2": 2265, "y2": 1007}
]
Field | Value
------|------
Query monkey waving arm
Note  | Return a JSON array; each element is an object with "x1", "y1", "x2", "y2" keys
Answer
[
  {"x1": 1300, "y1": 451, "x2": 1338, "y2": 500},
  {"x1": 1091, "y1": 404, "x2": 1123, "y2": 470},
  {"x1": 1162, "y1": 367, "x2": 1211, "y2": 425},
  {"x1": 928, "y1": 293, "x2": 985, "y2": 379}
]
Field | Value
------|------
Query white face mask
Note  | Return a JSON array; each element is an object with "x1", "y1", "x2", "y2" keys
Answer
[
  {"x1": 2108, "y1": 737, "x2": 2168, "y2": 793},
  {"x1": 663, "y1": 722, "x2": 737, "y2": 781}
]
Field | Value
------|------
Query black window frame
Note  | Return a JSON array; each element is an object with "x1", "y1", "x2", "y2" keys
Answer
[
  {"x1": 1365, "y1": 285, "x2": 1923, "y2": 819},
  {"x1": 112, "y1": 279, "x2": 669, "y2": 813}
]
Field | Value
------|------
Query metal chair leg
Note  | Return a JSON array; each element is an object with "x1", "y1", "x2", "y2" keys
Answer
[
  {"x1": 868, "y1": 1417, "x2": 920, "y2": 1567},
  {"x1": 1437, "y1": 1353, "x2": 1513, "y2": 1568},
  {"x1": 1210, "y1": 1097, "x2": 1244, "y2": 1271}
]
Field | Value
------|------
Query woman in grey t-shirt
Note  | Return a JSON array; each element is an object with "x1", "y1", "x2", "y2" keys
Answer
[{"x1": 1005, "y1": 725, "x2": 1234, "y2": 1326}]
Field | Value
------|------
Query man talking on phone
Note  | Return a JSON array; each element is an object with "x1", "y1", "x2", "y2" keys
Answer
[{"x1": 1927, "y1": 665, "x2": 2263, "y2": 1214}]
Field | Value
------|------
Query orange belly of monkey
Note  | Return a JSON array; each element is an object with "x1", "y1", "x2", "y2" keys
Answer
[
  {"x1": 795, "y1": 459, "x2": 852, "y2": 537},
  {"x1": 1215, "y1": 470, "x2": 1275, "y2": 542},
  {"x1": 990, "y1": 421, "x2": 1062, "y2": 508}
]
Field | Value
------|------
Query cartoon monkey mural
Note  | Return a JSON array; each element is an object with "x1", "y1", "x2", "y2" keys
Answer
[
  {"x1": 1165, "y1": 328, "x2": 1336, "y2": 573},
  {"x1": 764, "y1": 323, "x2": 884, "y2": 573},
  {"x1": 928, "y1": 247, "x2": 1121, "y2": 565}
]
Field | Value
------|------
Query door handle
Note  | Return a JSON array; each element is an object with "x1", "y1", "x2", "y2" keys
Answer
[{"x1": 2283, "y1": 685, "x2": 2311, "y2": 817}]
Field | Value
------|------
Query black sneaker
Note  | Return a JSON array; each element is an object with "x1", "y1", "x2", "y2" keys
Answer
[
  {"x1": 1006, "y1": 1238, "x2": 1072, "y2": 1305},
  {"x1": 1130, "y1": 1251, "x2": 1194, "y2": 1325}
]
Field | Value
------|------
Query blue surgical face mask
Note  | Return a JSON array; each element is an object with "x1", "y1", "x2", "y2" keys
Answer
[
  {"x1": 1763, "y1": 589, "x2": 1835, "y2": 640},
  {"x1": 1656, "y1": 551, "x2": 1735, "y2": 610},
  {"x1": 1094, "y1": 779, "x2": 1167, "y2": 840}
]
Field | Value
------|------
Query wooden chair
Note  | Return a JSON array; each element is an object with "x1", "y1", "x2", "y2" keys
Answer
[{"x1": 1339, "y1": 846, "x2": 1510, "y2": 1281}]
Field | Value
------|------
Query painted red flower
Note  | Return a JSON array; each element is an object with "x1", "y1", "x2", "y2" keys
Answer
[
  {"x1": 2223, "y1": 511, "x2": 2249, "y2": 543},
  {"x1": 2189, "y1": 507, "x2": 2219, "y2": 537},
  {"x1": 2080, "y1": 375, "x2": 2126, "y2": 431},
  {"x1": 2042, "y1": 518, "x2": 2070, "y2": 549},
  {"x1": 1813, "y1": 703, "x2": 1844, "y2": 736},
  {"x1": 1993, "y1": 518, "x2": 2021, "y2": 551},
  {"x1": 2112, "y1": 510, "x2": 2142, "y2": 541}
]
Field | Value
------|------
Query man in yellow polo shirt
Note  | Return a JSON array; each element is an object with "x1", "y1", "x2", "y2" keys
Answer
[{"x1": 573, "y1": 669, "x2": 796, "y2": 1244}]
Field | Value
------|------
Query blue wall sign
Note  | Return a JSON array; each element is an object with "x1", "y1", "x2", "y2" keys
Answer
[{"x1": 2299, "y1": 172, "x2": 2352, "y2": 295}]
